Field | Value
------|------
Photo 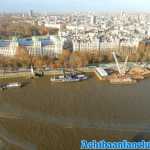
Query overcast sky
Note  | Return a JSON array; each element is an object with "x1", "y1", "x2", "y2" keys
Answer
[{"x1": 1, "y1": 0, "x2": 150, "y2": 12}]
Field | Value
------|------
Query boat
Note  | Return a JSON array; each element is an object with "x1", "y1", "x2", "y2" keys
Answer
[
  {"x1": 50, "y1": 72, "x2": 88, "y2": 83},
  {"x1": 0, "y1": 82, "x2": 22, "y2": 90},
  {"x1": 130, "y1": 74, "x2": 144, "y2": 80},
  {"x1": 34, "y1": 71, "x2": 44, "y2": 77},
  {"x1": 6, "y1": 82, "x2": 22, "y2": 88},
  {"x1": 128, "y1": 67, "x2": 150, "y2": 78},
  {"x1": 51, "y1": 76, "x2": 80, "y2": 82},
  {"x1": 30, "y1": 66, "x2": 44, "y2": 78},
  {"x1": 109, "y1": 77, "x2": 136, "y2": 85},
  {"x1": 76, "y1": 74, "x2": 88, "y2": 80},
  {"x1": 94, "y1": 67, "x2": 108, "y2": 81}
]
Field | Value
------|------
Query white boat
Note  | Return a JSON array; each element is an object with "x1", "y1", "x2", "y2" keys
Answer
[
  {"x1": 76, "y1": 74, "x2": 88, "y2": 80},
  {"x1": 50, "y1": 73, "x2": 88, "y2": 83},
  {"x1": 0, "y1": 82, "x2": 22, "y2": 90},
  {"x1": 6, "y1": 82, "x2": 22, "y2": 88},
  {"x1": 51, "y1": 77, "x2": 80, "y2": 82}
]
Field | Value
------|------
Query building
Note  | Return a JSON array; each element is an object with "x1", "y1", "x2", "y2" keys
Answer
[
  {"x1": 0, "y1": 36, "x2": 64, "y2": 57},
  {"x1": 138, "y1": 39, "x2": 150, "y2": 51},
  {"x1": 0, "y1": 38, "x2": 18, "y2": 56},
  {"x1": 0, "y1": 34, "x2": 139, "y2": 57},
  {"x1": 30, "y1": 10, "x2": 34, "y2": 17}
]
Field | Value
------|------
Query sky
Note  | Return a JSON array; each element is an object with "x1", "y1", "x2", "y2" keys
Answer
[{"x1": 1, "y1": 0, "x2": 150, "y2": 12}]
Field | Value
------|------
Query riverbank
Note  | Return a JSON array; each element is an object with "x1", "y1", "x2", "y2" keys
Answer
[{"x1": 0, "y1": 67, "x2": 95, "y2": 79}]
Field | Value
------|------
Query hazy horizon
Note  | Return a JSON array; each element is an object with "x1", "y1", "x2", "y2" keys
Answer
[{"x1": 1, "y1": 0, "x2": 150, "y2": 13}]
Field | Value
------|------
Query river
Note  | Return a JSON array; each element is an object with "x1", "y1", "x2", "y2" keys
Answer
[{"x1": 0, "y1": 75, "x2": 150, "y2": 149}]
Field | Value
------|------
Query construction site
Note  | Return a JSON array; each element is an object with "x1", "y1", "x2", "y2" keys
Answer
[{"x1": 94, "y1": 52, "x2": 150, "y2": 85}]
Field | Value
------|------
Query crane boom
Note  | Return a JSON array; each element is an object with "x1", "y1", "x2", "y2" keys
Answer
[
  {"x1": 123, "y1": 56, "x2": 128, "y2": 75},
  {"x1": 112, "y1": 52, "x2": 122, "y2": 75}
]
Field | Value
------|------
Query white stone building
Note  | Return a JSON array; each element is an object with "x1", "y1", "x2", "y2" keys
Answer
[
  {"x1": 0, "y1": 36, "x2": 64, "y2": 57},
  {"x1": 0, "y1": 39, "x2": 18, "y2": 56}
]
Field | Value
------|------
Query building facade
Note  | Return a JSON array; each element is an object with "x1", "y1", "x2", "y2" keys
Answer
[
  {"x1": 0, "y1": 36, "x2": 64, "y2": 57},
  {"x1": 0, "y1": 35, "x2": 139, "y2": 57}
]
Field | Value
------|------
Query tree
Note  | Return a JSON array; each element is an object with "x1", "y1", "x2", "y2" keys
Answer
[
  {"x1": 69, "y1": 51, "x2": 89, "y2": 68},
  {"x1": 15, "y1": 46, "x2": 31, "y2": 67}
]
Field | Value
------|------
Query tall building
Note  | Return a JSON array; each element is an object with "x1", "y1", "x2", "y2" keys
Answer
[{"x1": 30, "y1": 9, "x2": 34, "y2": 17}]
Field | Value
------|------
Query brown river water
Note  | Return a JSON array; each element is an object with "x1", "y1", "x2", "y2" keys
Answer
[{"x1": 0, "y1": 75, "x2": 150, "y2": 150}]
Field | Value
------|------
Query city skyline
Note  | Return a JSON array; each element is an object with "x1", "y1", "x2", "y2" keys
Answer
[{"x1": 1, "y1": 0, "x2": 150, "y2": 12}]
